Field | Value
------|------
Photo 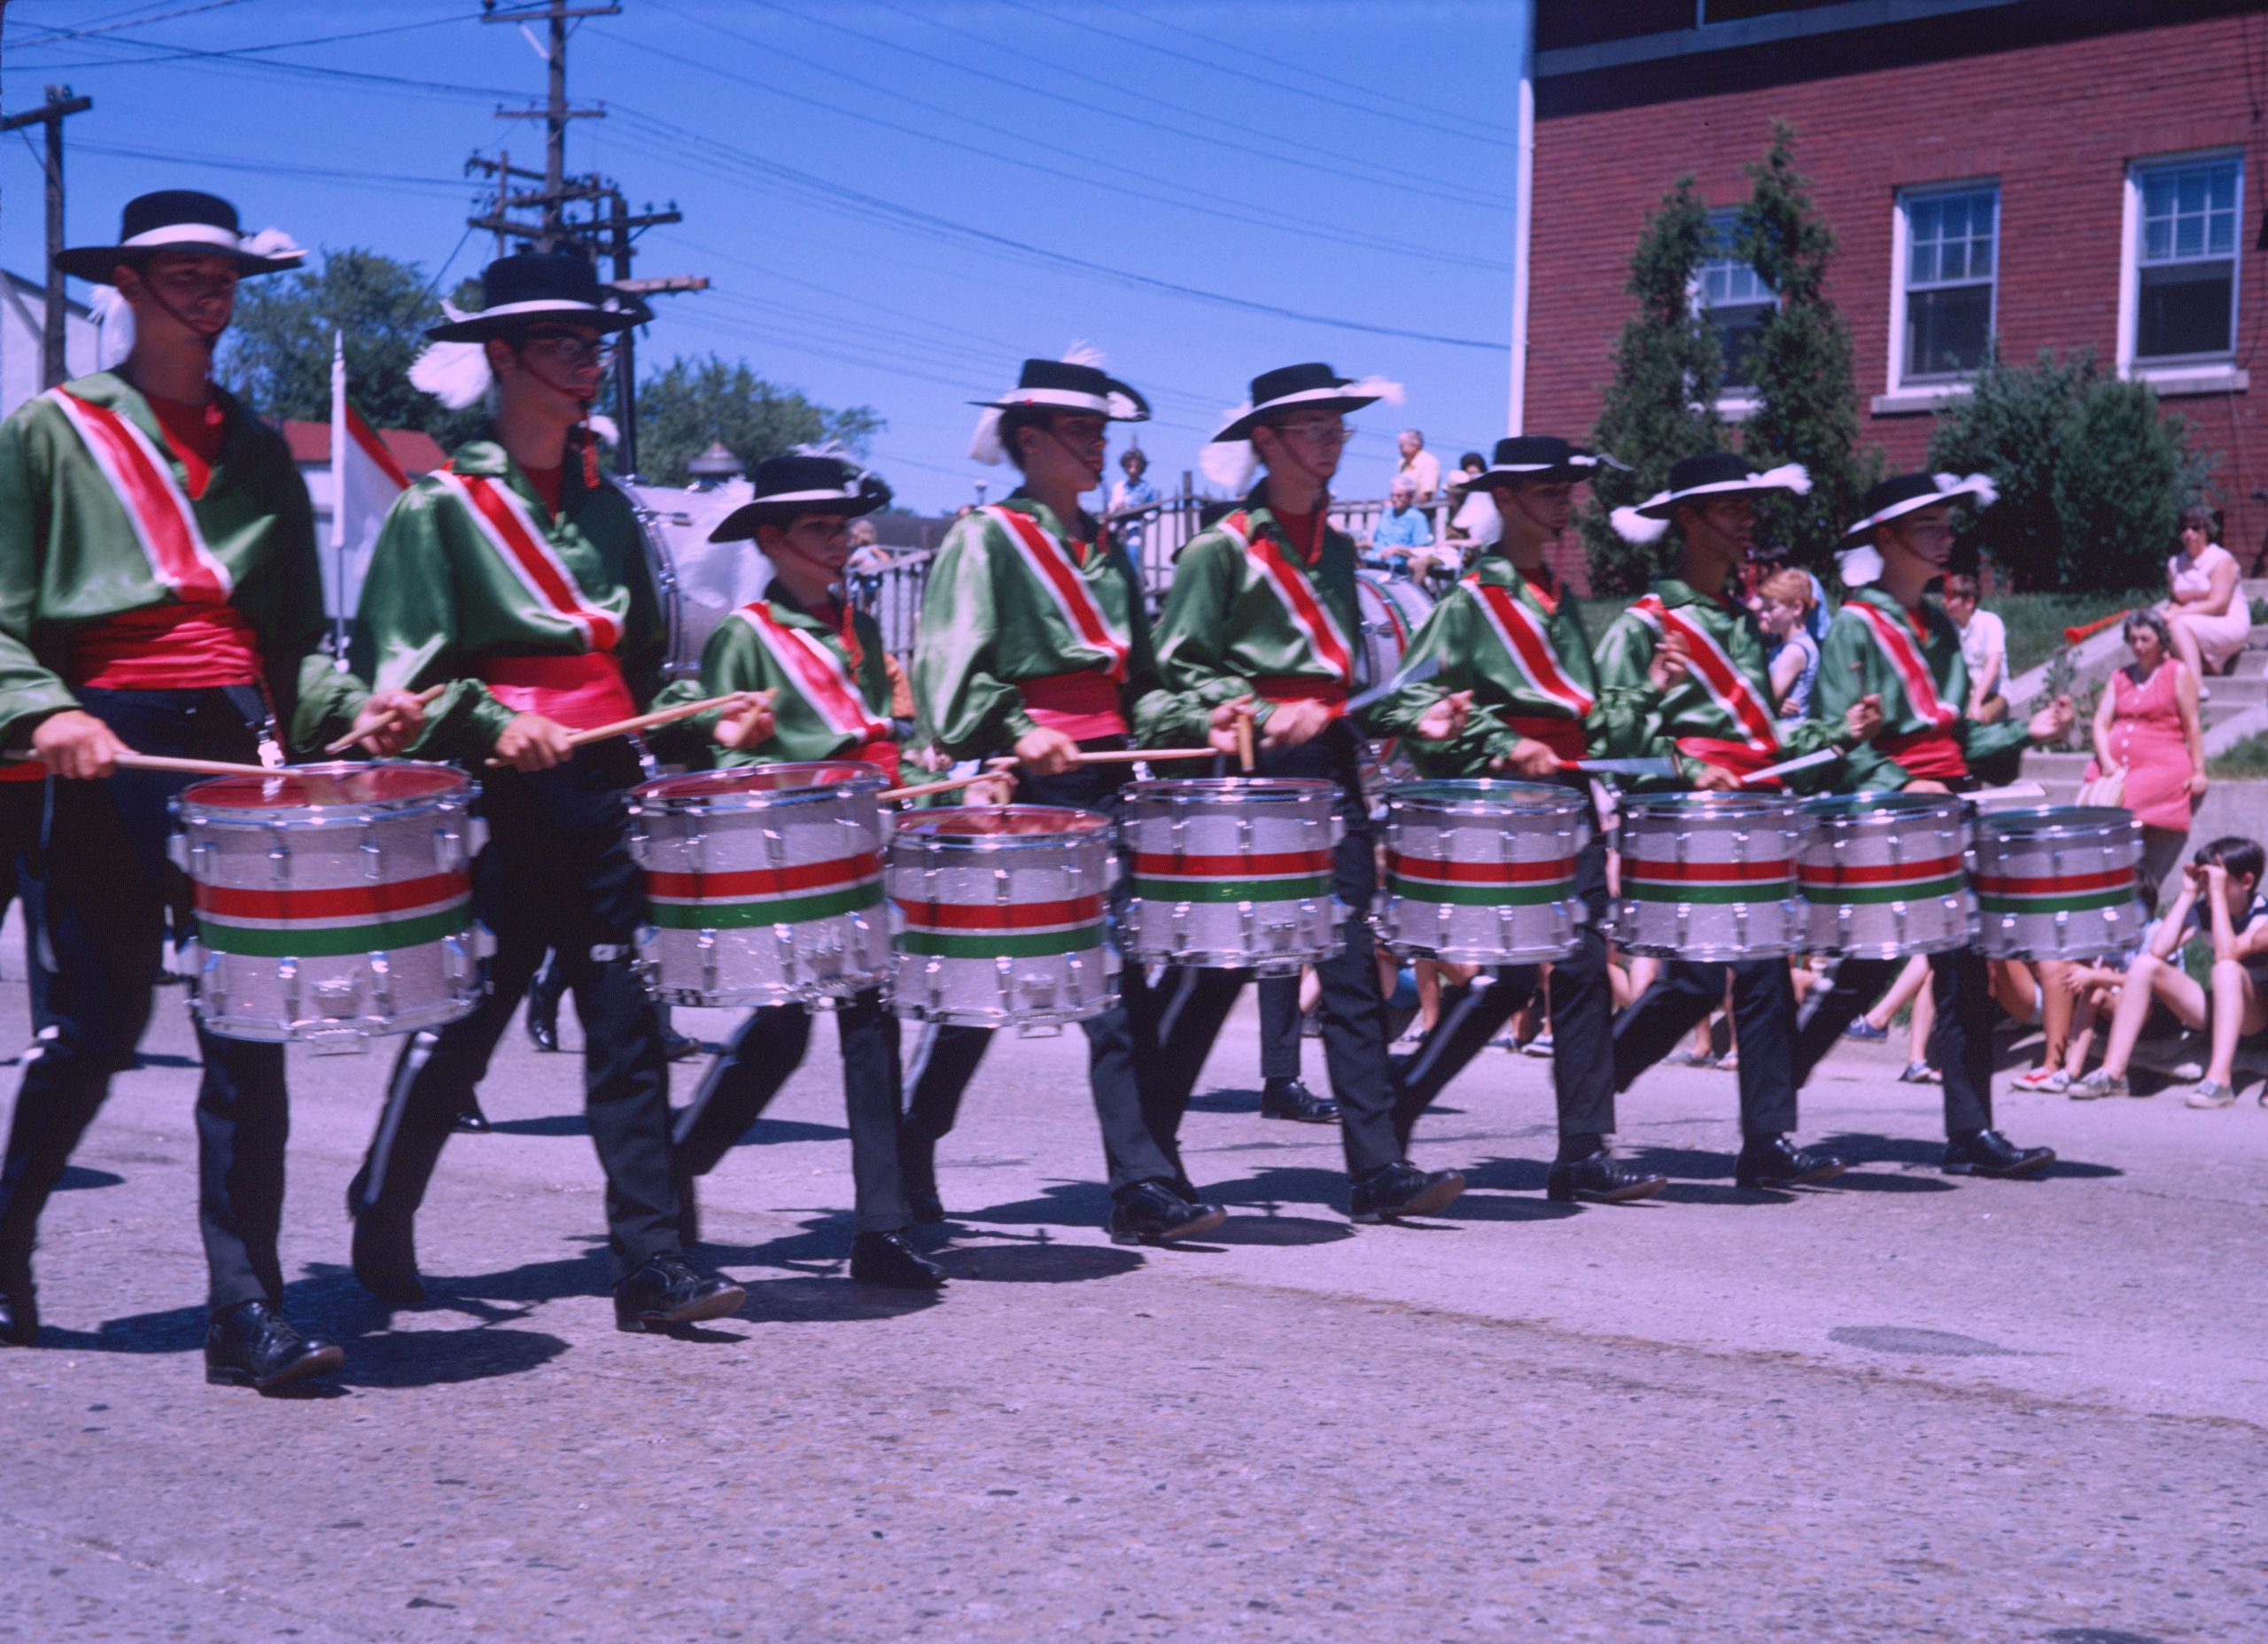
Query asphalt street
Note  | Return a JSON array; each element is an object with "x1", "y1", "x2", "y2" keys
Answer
[{"x1": 0, "y1": 975, "x2": 2261, "y2": 1643}]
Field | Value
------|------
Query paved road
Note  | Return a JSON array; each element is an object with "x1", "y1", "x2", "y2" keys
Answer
[{"x1": 1, "y1": 980, "x2": 2262, "y2": 1642}]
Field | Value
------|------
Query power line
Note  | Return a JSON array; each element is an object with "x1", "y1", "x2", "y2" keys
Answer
[
  {"x1": 22, "y1": 13, "x2": 478, "y2": 70},
  {"x1": 10, "y1": 0, "x2": 258, "y2": 46},
  {"x1": 40, "y1": 136, "x2": 475, "y2": 196}
]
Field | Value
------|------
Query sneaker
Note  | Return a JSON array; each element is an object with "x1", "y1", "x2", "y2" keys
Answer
[
  {"x1": 1666, "y1": 1048, "x2": 1714, "y2": 1068},
  {"x1": 2014, "y1": 1066, "x2": 2071, "y2": 1094},
  {"x1": 1843, "y1": 1020, "x2": 1890, "y2": 1043},
  {"x1": 1899, "y1": 1061, "x2": 1940, "y2": 1084},
  {"x1": 1715, "y1": 1051, "x2": 1740, "y2": 1073},
  {"x1": 1520, "y1": 1032, "x2": 1555, "y2": 1059},
  {"x1": 2071, "y1": 1069, "x2": 2129, "y2": 1100},
  {"x1": 2184, "y1": 1080, "x2": 2236, "y2": 1109}
]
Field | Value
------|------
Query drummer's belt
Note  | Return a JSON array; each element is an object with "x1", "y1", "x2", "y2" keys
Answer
[
  {"x1": 1255, "y1": 677, "x2": 1349, "y2": 716},
  {"x1": 1873, "y1": 728, "x2": 1970, "y2": 785},
  {"x1": 1503, "y1": 715, "x2": 1587, "y2": 763},
  {"x1": 1019, "y1": 671, "x2": 1126, "y2": 741},
  {"x1": 478, "y1": 652, "x2": 638, "y2": 733}
]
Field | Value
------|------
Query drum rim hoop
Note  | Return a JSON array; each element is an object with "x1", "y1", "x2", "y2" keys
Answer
[{"x1": 175, "y1": 760, "x2": 470, "y2": 820}]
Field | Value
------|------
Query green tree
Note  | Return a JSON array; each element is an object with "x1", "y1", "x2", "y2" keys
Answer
[
  {"x1": 1580, "y1": 175, "x2": 1725, "y2": 593},
  {"x1": 1733, "y1": 120, "x2": 1880, "y2": 567},
  {"x1": 223, "y1": 248, "x2": 485, "y2": 447},
  {"x1": 1926, "y1": 347, "x2": 2216, "y2": 591},
  {"x1": 635, "y1": 354, "x2": 883, "y2": 488}
]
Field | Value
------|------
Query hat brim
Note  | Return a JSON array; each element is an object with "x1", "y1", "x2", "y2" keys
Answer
[
  {"x1": 1837, "y1": 478, "x2": 1995, "y2": 545},
  {"x1": 1211, "y1": 386, "x2": 1385, "y2": 445},
  {"x1": 1454, "y1": 461, "x2": 1597, "y2": 491},
  {"x1": 1633, "y1": 476, "x2": 1806, "y2": 518},
  {"x1": 55, "y1": 244, "x2": 303, "y2": 283},
  {"x1": 709, "y1": 488, "x2": 889, "y2": 542},
  {"x1": 424, "y1": 300, "x2": 639, "y2": 343},
  {"x1": 971, "y1": 382, "x2": 1150, "y2": 423}
]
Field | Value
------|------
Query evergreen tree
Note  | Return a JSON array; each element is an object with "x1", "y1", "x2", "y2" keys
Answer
[
  {"x1": 1579, "y1": 176, "x2": 1725, "y2": 594},
  {"x1": 635, "y1": 354, "x2": 882, "y2": 488},
  {"x1": 1733, "y1": 120, "x2": 1878, "y2": 568}
]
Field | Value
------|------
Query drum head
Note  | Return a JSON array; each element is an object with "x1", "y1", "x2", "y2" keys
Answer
[
  {"x1": 1976, "y1": 805, "x2": 2137, "y2": 840},
  {"x1": 1620, "y1": 792, "x2": 1798, "y2": 823},
  {"x1": 895, "y1": 804, "x2": 1110, "y2": 841},
  {"x1": 1127, "y1": 776, "x2": 1337, "y2": 804},
  {"x1": 1389, "y1": 778, "x2": 1581, "y2": 814},
  {"x1": 635, "y1": 761, "x2": 886, "y2": 805},
  {"x1": 180, "y1": 761, "x2": 467, "y2": 816}
]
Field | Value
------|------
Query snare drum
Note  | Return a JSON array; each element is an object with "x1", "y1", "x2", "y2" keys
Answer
[
  {"x1": 1969, "y1": 805, "x2": 2146, "y2": 960},
  {"x1": 888, "y1": 805, "x2": 1117, "y2": 1028},
  {"x1": 171, "y1": 763, "x2": 482, "y2": 1050},
  {"x1": 1609, "y1": 793, "x2": 1806, "y2": 959},
  {"x1": 1377, "y1": 779, "x2": 1584, "y2": 964},
  {"x1": 1119, "y1": 778, "x2": 1343, "y2": 974},
  {"x1": 630, "y1": 762, "x2": 890, "y2": 1007},
  {"x1": 1798, "y1": 791, "x2": 1972, "y2": 957}
]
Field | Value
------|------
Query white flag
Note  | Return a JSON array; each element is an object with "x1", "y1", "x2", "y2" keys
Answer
[{"x1": 328, "y1": 331, "x2": 409, "y2": 623}]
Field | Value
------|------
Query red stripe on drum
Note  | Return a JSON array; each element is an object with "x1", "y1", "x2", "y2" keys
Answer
[
  {"x1": 1129, "y1": 849, "x2": 1331, "y2": 879},
  {"x1": 1384, "y1": 850, "x2": 1576, "y2": 886},
  {"x1": 894, "y1": 895, "x2": 1105, "y2": 932},
  {"x1": 1620, "y1": 857, "x2": 1793, "y2": 884},
  {"x1": 647, "y1": 852, "x2": 882, "y2": 901},
  {"x1": 1798, "y1": 854, "x2": 1963, "y2": 887},
  {"x1": 1971, "y1": 865, "x2": 2134, "y2": 896},
  {"x1": 191, "y1": 872, "x2": 470, "y2": 922}
]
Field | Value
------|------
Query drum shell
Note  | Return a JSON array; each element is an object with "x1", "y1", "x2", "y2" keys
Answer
[
  {"x1": 630, "y1": 764, "x2": 892, "y2": 1008},
  {"x1": 886, "y1": 806, "x2": 1118, "y2": 1028},
  {"x1": 1969, "y1": 805, "x2": 2147, "y2": 961},
  {"x1": 1798, "y1": 792, "x2": 1973, "y2": 958},
  {"x1": 1608, "y1": 794, "x2": 1806, "y2": 959},
  {"x1": 1377, "y1": 779, "x2": 1584, "y2": 963},
  {"x1": 171, "y1": 764, "x2": 482, "y2": 1050},
  {"x1": 1118, "y1": 779, "x2": 1344, "y2": 973}
]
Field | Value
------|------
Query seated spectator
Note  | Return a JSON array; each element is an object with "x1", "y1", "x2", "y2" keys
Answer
[
  {"x1": 2070, "y1": 837, "x2": 2268, "y2": 1107},
  {"x1": 2016, "y1": 957, "x2": 2125, "y2": 1092},
  {"x1": 1366, "y1": 477, "x2": 1441, "y2": 578},
  {"x1": 1758, "y1": 568, "x2": 1821, "y2": 723},
  {"x1": 1107, "y1": 445, "x2": 1159, "y2": 558},
  {"x1": 1392, "y1": 429, "x2": 1441, "y2": 501},
  {"x1": 2165, "y1": 505, "x2": 2249, "y2": 682},
  {"x1": 1941, "y1": 573, "x2": 2008, "y2": 723},
  {"x1": 2083, "y1": 608, "x2": 2206, "y2": 895}
]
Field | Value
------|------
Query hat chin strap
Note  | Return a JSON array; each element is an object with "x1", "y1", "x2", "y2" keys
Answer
[{"x1": 136, "y1": 279, "x2": 230, "y2": 353}]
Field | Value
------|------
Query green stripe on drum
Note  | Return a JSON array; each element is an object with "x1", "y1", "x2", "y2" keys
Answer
[
  {"x1": 1621, "y1": 881, "x2": 1791, "y2": 906},
  {"x1": 650, "y1": 880, "x2": 883, "y2": 930},
  {"x1": 1976, "y1": 885, "x2": 2135, "y2": 917},
  {"x1": 1387, "y1": 876, "x2": 1574, "y2": 908},
  {"x1": 1128, "y1": 875, "x2": 1332, "y2": 905},
  {"x1": 1801, "y1": 873, "x2": 1967, "y2": 907},
  {"x1": 898, "y1": 925, "x2": 1105, "y2": 959},
  {"x1": 198, "y1": 905, "x2": 468, "y2": 958}
]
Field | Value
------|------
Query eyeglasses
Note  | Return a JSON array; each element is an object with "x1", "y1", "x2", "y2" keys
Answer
[
  {"x1": 1272, "y1": 421, "x2": 1353, "y2": 447},
  {"x1": 521, "y1": 331, "x2": 615, "y2": 368}
]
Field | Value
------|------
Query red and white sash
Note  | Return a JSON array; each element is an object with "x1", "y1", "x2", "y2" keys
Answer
[
  {"x1": 1219, "y1": 510, "x2": 1355, "y2": 685},
  {"x1": 1470, "y1": 576, "x2": 1593, "y2": 717},
  {"x1": 1847, "y1": 599, "x2": 1960, "y2": 731},
  {"x1": 45, "y1": 388, "x2": 231, "y2": 603},
  {"x1": 437, "y1": 467, "x2": 621, "y2": 653},
  {"x1": 984, "y1": 505, "x2": 1128, "y2": 683},
  {"x1": 734, "y1": 601, "x2": 891, "y2": 745},
  {"x1": 1629, "y1": 593, "x2": 1779, "y2": 755}
]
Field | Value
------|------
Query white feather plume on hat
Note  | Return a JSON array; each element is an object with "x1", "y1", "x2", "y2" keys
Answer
[{"x1": 410, "y1": 303, "x2": 493, "y2": 410}]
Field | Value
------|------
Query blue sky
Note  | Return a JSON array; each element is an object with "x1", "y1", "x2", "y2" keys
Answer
[{"x1": 3, "y1": 0, "x2": 1526, "y2": 511}]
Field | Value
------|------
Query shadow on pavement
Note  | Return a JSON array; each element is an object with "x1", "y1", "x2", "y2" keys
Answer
[
  {"x1": 1812, "y1": 1130, "x2": 2122, "y2": 1179},
  {"x1": 951, "y1": 1179, "x2": 1118, "y2": 1232},
  {"x1": 933, "y1": 1244, "x2": 1146, "y2": 1282},
  {"x1": 738, "y1": 1276, "x2": 942, "y2": 1322},
  {"x1": 55, "y1": 1165, "x2": 124, "y2": 1191},
  {"x1": 1436, "y1": 1191, "x2": 1585, "y2": 1222},
  {"x1": 1205, "y1": 1214, "x2": 1355, "y2": 1246},
  {"x1": 487, "y1": 1113, "x2": 852, "y2": 1144}
]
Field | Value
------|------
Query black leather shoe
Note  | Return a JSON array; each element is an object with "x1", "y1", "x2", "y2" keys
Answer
[
  {"x1": 1942, "y1": 1128, "x2": 2056, "y2": 1178},
  {"x1": 1735, "y1": 1135, "x2": 1848, "y2": 1191},
  {"x1": 525, "y1": 1011, "x2": 560, "y2": 1053},
  {"x1": 1349, "y1": 1161, "x2": 1465, "y2": 1223},
  {"x1": 0, "y1": 1257, "x2": 36, "y2": 1346},
  {"x1": 1107, "y1": 1181, "x2": 1227, "y2": 1245},
  {"x1": 350, "y1": 1213, "x2": 425, "y2": 1305},
  {"x1": 850, "y1": 1229, "x2": 947, "y2": 1290},
  {"x1": 662, "y1": 1026, "x2": 703, "y2": 1063},
  {"x1": 451, "y1": 1099, "x2": 492, "y2": 1135},
  {"x1": 1545, "y1": 1150, "x2": 1667, "y2": 1205},
  {"x1": 614, "y1": 1252, "x2": 746, "y2": 1332},
  {"x1": 204, "y1": 1301, "x2": 346, "y2": 1392},
  {"x1": 1260, "y1": 1077, "x2": 1340, "y2": 1123},
  {"x1": 900, "y1": 1135, "x2": 945, "y2": 1224}
]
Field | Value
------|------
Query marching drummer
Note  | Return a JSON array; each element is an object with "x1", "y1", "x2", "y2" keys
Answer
[
  {"x1": 1787, "y1": 472, "x2": 2074, "y2": 1179},
  {"x1": 1368, "y1": 436, "x2": 1667, "y2": 1204},
  {"x1": 342, "y1": 252, "x2": 752, "y2": 1332},
  {"x1": 0, "y1": 190, "x2": 426, "y2": 1387},
  {"x1": 650, "y1": 453, "x2": 946, "y2": 1290},
  {"x1": 1138, "y1": 362, "x2": 1472, "y2": 1225},
  {"x1": 907, "y1": 352, "x2": 1228, "y2": 1246},
  {"x1": 1592, "y1": 453, "x2": 1881, "y2": 1191}
]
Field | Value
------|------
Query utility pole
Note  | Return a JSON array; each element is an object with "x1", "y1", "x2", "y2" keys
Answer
[
  {"x1": 481, "y1": 0, "x2": 617, "y2": 251},
  {"x1": 2, "y1": 85, "x2": 94, "y2": 388}
]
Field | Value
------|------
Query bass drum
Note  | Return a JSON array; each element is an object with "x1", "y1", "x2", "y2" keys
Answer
[
  {"x1": 621, "y1": 478, "x2": 764, "y2": 681},
  {"x1": 1353, "y1": 570, "x2": 1437, "y2": 779}
]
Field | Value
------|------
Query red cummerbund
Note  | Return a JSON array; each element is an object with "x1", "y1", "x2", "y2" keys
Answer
[
  {"x1": 1020, "y1": 670, "x2": 1125, "y2": 741},
  {"x1": 69, "y1": 602, "x2": 264, "y2": 692},
  {"x1": 1503, "y1": 714, "x2": 1588, "y2": 763},
  {"x1": 1675, "y1": 736, "x2": 1784, "y2": 787},
  {"x1": 478, "y1": 651, "x2": 638, "y2": 732},
  {"x1": 1875, "y1": 728, "x2": 1969, "y2": 784},
  {"x1": 847, "y1": 737, "x2": 904, "y2": 786},
  {"x1": 1255, "y1": 676, "x2": 1349, "y2": 715}
]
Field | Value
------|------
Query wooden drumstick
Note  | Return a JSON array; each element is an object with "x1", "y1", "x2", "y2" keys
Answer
[
  {"x1": 482, "y1": 692, "x2": 768, "y2": 767},
  {"x1": 2, "y1": 748, "x2": 276, "y2": 780},
  {"x1": 880, "y1": 770, "x2": 1016, "y2": 803},
  {"x1": 1233, "y1": 703, "x2": 1256, "y2": 773},
  {"x1": 981, "y1": 748, "x2": 1219, "y2": 770},
  {"x1": 322, "y1": 684, "x2": 446, "y2": 756}
]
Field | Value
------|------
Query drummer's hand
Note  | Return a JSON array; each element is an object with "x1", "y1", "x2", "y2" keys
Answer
[
  {"x1": 1844, "y1": 693, "x2": 1884, "y2": 743},
  {"x1": 1013, "y1": 725, "x2": 1081, "y2": 777},
  {"x1": 1493, "y1": 737, "x2": 1563, "y2": 779},
  {"x1": 2029, "y1": 694, "x2": 2076, "y2": 744},
  {"x1": 967, "y1": 771, "x2": 1017, "y2": 806},
  {"x1": 1903, "y1": 779, "x2": 1952, "y2": 795},
  {"x1": 1261, "y1": 697, "x2": 1335, "y2": 749},
  {"x1": 347, "y1": 688, "x2": 430, "y2": 757},
  {"x1": 712, "y1": 690, "x2": 777, "y2": 751},
  {"x1": 1689, "y1": 761, "x2": 1741, "y2": 793},
  {"x1": 31, "y1": 709, "x2": 128, "y2": 779},
  {"x1": 493, "y1": 712, "x2": 575, "y2": 772},
  {"x1": 1413, "y1": 690, "x2": 1472, "y2": 744},
  {"x1": 1205, "y1": 696, "x2": 1256, "y2": 756},
  {"x1": 1647, "y1": 633, "x2": 1691, "y2": 694}
]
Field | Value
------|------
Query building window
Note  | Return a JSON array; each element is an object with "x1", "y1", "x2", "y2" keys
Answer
[
  {"x1": 2132, "y1": 154, "x2": 2243, "y2": 364},
  {"x1": 1697, "y1": 212, "x2": 1774, "y2": 395},
  {"x1": 1897, "y1": 184, "x2": 1998, "y2": 384}
]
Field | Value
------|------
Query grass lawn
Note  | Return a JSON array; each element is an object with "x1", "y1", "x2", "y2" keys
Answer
[{"x1": 2207, "y1": 733, "x2": 2268, "y2": 779}]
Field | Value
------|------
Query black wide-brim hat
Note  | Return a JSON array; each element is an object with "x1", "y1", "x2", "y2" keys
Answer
[
  {"x1": 424, "y1": 252, "x2": 640, "y2": 343},
  {"x1": 57, "y1": 190, "x2": 306, "y2": 283},
  {"x1": 710, "y1": 454, "x2": 891, "y2": 542},
  {"x1": 1208, "y1": 361, "x2": 1402, "y2": 445},
  {"x1": 1837, "y1": 471, "x2": 1999, "y2": 545},
  {"x1": 1453, "y1": 434, "x2": 1624, "y2": 491},
  {"x1": 972, "y1": 355, "x2": 1151, "y2": 421}
]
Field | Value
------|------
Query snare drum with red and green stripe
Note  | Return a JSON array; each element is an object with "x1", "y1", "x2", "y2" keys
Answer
[{"x1": 1116, "y1": 777, "x2": 1341, "y2": 970}]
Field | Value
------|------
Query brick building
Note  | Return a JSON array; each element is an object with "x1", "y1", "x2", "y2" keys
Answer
[{"x1": 1524, "y1": 0, "x2": 2268, "y2": 592}]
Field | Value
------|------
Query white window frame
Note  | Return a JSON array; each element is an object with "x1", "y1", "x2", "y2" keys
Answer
[
  {"x1": 1884, "y1": 179, "x2": 2000, "y2": 406},
  {"x1": 1691, "y1": 208, "x2": 1775, "y2": 416},
  {"x1": 2118, "y1": 146, "x2": 2249, "y2": 397}
]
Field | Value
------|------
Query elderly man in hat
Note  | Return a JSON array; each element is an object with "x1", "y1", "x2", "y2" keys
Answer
[
  {"x1": 1368, "y1": 436, "x2": 1668, "y2": 1204},
  {"x1": 342, "y1": 252, "x2": 754, "y2": 1334},
  {"x1": 1785, "y1": 472, "x2": 2073, "y2": 1179},
  {"x1": 652, "y1": 452, "x2": 945, "y2": 1291},
  {"x1": 0, "y1": 190, "x2": 426, "y2": 1387},
  {"x1": 1592, "y1": 453, "x2": 1883, "y2": 1192}
]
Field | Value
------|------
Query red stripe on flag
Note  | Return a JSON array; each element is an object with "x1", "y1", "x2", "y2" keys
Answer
[
  {"x1": 193, "y1": 872, "x2": 469, "y2": 921},
  {"x1": 346, "y1": 405, "x2": 411, "y2": 490},
  {"x1": 648, "y1": 852, "x2": 881, "y2": 901},
  {"x1": 893, "y1": 894, "x2": 1104, "y2": 931}
]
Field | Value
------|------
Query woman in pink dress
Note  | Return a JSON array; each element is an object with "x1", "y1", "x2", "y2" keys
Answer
[
  {"x1": 2085, "y1": 608, "x2": 2207, "y2": 897},
  {"x1": 2166, "y1": 505, "x2": 2250, "y2": 682}
]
